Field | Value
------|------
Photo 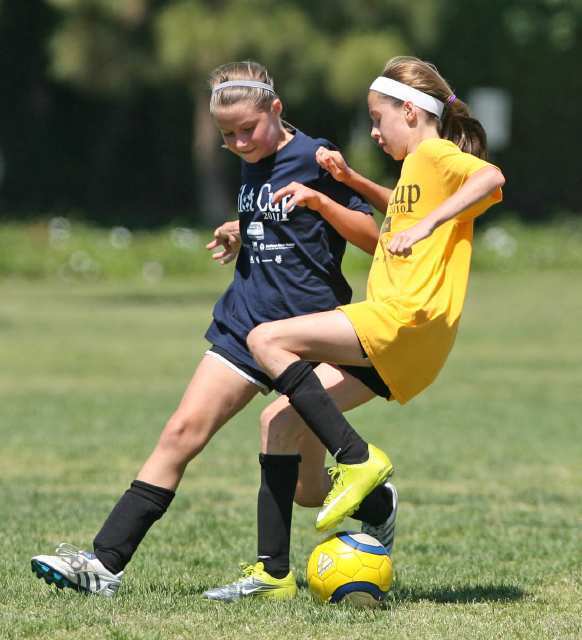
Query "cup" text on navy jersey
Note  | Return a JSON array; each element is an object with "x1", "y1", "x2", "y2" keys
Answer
[{"x1": 238, "y1": 183, "x2": 295, "y2": 221}]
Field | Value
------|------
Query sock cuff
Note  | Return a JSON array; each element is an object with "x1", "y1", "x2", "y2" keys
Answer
[
  {"x1": 259, "y1": 453, "x2": 302, "y2": 467},
  {"x1": 272, "y1": 360, "x2": 314, "y2": 395},
  {"x1": 129, "y1": 480, "x2": 175, "y2": 511}
]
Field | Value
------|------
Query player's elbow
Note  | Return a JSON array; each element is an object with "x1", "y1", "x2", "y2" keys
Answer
[
  {"x1": 483, "y1": 166, "x2": 505, "y2": 191},
  {"x1": 361, "y1": 222, "x2": 380, "y2": 255},
  {"x1": 364, "y1": 233, "x2": 379, "y2": 255}
]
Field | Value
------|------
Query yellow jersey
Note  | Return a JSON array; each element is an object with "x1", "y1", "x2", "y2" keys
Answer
[{"x1": 340, "y1": 138, "x2": 502, "y2": 404}]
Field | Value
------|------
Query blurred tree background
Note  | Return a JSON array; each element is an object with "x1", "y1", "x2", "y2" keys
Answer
[{"x1": 0, "y1": 0, "x2": 580, "y2": 227}]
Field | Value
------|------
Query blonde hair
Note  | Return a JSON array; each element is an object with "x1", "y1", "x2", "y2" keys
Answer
[
  {"x1": 381, "y1": 56, "x2": 487, "y2": 159},
  {"x1": 209, "y1": 61, "x2": 277, "y2": 115}
]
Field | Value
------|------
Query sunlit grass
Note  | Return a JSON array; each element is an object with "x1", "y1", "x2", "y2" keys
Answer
[{"x1": 0, "y1": 271, "x2": 581, "y2": 639}]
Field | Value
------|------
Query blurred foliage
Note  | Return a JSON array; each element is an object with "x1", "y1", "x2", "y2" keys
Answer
[
  {"x1": 2, "y1": 216, "x2": 582, "y2": 282},
  {"x1": 326, "y1": 31, "x2": 407, "y2": 105},
  {"x1": 155, "y1": 2, "x2": 326, "y2": 94},
  {"x1": 47, "y1": 3, "x2": 153, "y2": 95},
  {"x1": 0, "y1": 0, "x2": 580, "y2": 225}
]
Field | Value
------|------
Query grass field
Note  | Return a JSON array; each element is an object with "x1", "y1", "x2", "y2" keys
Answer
[{"x1": 0, "y1": 270, "x2": 581, "y2": 639}]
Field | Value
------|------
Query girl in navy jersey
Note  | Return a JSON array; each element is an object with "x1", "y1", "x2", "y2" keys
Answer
[{"x1": 31, "y1": 60, "x2": 395, "y2": 598}]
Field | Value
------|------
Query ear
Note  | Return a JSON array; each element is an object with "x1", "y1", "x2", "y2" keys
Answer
[
  {"x1": 402, "y1": 100, "x2": 417, "y2": 123},
  {"x1": 271, "y1": 98, "x2": 284, "y2": 116}
]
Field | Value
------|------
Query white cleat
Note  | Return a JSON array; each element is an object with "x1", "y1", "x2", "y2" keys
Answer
[
  {"x1": 31, "y1": 543, "x2": 123, "y2": 597},
  {"x1": 361, "y1": 482, "x2": 398, "y2": 555}
]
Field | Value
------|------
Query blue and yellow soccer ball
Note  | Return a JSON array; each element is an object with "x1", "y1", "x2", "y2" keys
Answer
[{"x1": 306, "y1": 532, "x2": 393, "y2": 607}]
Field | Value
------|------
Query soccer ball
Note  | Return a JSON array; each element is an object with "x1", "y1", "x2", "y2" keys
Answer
[{"x1": 306, "y1": 531, "x2": 393, "y2": 607}]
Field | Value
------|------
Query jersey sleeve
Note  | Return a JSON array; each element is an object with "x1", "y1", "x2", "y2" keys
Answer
[{"x1": 423, "y1": 140, "x2": 503, "y2": 223}]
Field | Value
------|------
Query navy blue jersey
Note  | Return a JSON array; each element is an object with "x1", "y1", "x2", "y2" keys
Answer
[{"x1": 205, "y1": 129, "x2": 372, "y2": 369}]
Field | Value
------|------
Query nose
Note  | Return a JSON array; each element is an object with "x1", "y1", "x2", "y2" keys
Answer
[
  {"x1": 235, "y1": 132, "x2": 251, "y2": 150},
  {"x1": 370, "y1": 126, "x2": 381, "y2": 142}
]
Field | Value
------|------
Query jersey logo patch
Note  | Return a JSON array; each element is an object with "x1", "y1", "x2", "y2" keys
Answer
[
  {"x1": 247, "y1": 221, "x2": 265, "y2": 241},
  {"x1": 388, "y1": 184, "x2": 421, "y2": 214}
]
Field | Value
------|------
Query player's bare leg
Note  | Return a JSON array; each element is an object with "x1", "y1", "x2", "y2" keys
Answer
[
  {"x1": 32, "y1": 355, "x2": 260, "y2": 595},
  {"x1": 137, "y1": 354, "x2": 259, "y2": 490},
  {"x1": 260, "y1": 362, "x2": 398, "y2": 551},
  {"x1": 248, "y1": 311, "x2": 393, "y2": 531},
  {"x1": 259, "y1": 362, "x2": 375, "y2": 504}
]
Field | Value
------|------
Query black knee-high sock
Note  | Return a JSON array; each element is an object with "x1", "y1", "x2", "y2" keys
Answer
[
  {"x1": 93, "y1": 480, "x2": 175, "y2": 574},
  {"x1": 273, "y1": 361, "x2": 369, "y2": 464},
  {"x1": 351, "y1": 483, "x2": 393, "y2": 526},
  {"x1": 257, "y1": 453, "x2": 300, "y2": 579}
]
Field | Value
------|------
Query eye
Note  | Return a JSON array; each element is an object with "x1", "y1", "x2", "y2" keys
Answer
[
  {"x1": 222, "y1": 131, "x2": 235, "y2": 139},
  {"x1": 242, "y1": 126, "x2": 255, "y2": 134}
]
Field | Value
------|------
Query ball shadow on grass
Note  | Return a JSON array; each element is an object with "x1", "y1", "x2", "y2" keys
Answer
[{"x1": 393, "y1": 583, "x2": 526, "y2": 604}]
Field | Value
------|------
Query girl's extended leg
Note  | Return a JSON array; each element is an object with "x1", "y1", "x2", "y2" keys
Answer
[
  {"x1": 260, "y1": 362, "x2": 374, "y2": 498},
  {"x1": 92, "y1": 354, "x2": 259, "y2": 574},
  {"x1": 248, "y1": 311, "x2": 393, "y2": 532},
  {"x1": 137, "y1": 354, "x2": 259, "y2": 489}
]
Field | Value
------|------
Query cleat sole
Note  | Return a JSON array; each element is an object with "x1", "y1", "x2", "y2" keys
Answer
[{"x1": 31, "y1": 560, "x2": 85, "y2": 594}]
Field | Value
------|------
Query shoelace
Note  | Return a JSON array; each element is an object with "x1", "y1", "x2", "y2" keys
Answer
[
  {"x1": 56, "y1": 543, "x2": 83, "y2": 561},
  {"x1": 239, "y1": 562, "x2": 261, "y2": 579},
  {"x1": 323, "y1": 466, "x2": 345, "y2": 506},
  {"x1": 56, "y1": 543, "x2": 88, "y2": 571}
]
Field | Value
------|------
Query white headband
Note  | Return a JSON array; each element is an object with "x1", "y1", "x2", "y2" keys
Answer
[
  {"x1": 212, "y1": 80, "x2": 275, "y2": 94},
  {"x1": 369, "y1": 77, "x2": 444, "y2": 118}
]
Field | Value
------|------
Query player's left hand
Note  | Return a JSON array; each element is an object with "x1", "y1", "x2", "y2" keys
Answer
[
  {"x1": 388, "y1": 221, "x2": 434, "y2": 257},
  {"x1": 206, "y1": 220, "x2": 241, "y2": 264},
  {"x1": 272, "y1": 181, "x2": 325, "y2": 213},
  {"x1": 315, "y1": 147, "x2": 352, "y2": 183}
]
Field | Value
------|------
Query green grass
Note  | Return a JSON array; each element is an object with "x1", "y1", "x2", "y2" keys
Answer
[{"x1": 0, "y1": 271, "x2": 581, "y2": 639}]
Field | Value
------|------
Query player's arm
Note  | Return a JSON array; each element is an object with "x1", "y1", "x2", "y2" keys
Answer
[
  {"x1": 315, "y1": 146, "x2": 392, "y2": 213},
  {"x1": 206, "y1": 219, "x2": 241, "y2": 264},
  {"x1": 272, "y1": 182, "x2": 379, "y2": 255},
  {"x1": 388, "y1": 166, "x2": 505, "y2": 257}
]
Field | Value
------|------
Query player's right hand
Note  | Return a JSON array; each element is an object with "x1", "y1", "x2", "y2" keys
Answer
[
  {"x1": 206, "y1": 220, "x2": 241, "y2": 265},
  {"x1": 315, "y1": 146, "x2": 352, "y2": 183}
]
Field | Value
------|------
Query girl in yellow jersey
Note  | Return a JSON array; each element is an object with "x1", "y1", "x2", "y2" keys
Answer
[
  {"x1": 248, "y1": 56, "x2": 504, "y2": 532},
  {"x1": 204, "y1": 56, "x2": 505, "y2": 601}
]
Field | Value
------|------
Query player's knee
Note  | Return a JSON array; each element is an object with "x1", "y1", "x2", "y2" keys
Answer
[
  {"x1": 247, "y1": 323, "x2": 276, "y2": 361},
  {"x1": 260, "y1": 404, "x2": 287, "y2": 448},
  {"x1": 260, "y1": 403, "x2": 300, "y2": 452},
  {"x1": 259, "y1": 403, "x2": 276, "y2": 437},
  {"x1": 159, "y1": 412, "x2": 213, "y2": 460},
  {"x1": 294, "y1": 479, "x2": 322, "y2": 508}
]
